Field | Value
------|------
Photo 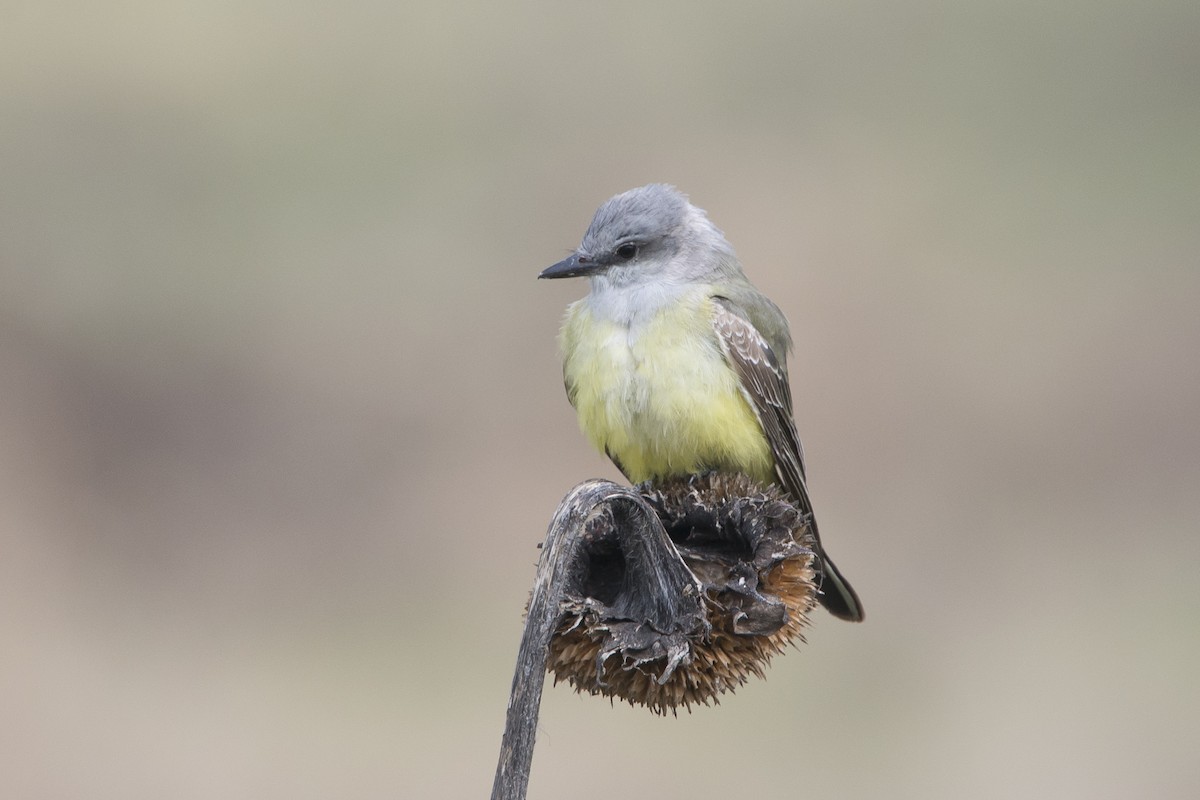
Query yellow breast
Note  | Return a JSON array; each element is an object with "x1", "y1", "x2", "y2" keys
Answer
[{"x1": 560, "y1": 293, "x2": 774, "y2": 484}]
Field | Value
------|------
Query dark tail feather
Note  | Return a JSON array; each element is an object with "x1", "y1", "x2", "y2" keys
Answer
[{"x1": 816, "y1": 550, "x2": 864, "y2": 622}]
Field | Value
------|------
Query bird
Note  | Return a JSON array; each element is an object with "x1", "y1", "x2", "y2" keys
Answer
[{"x1": 539, "y1": 183, "x2": 863, "y2": 622}]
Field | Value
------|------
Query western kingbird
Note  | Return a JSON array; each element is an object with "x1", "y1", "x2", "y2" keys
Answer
[{"x1": 540, "y1": 184, "x2": 863, "y2": 622}]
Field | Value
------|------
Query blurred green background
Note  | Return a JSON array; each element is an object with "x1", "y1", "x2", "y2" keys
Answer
[{"x1": 2, "y1": 1, "x2": 1197, "y2": 798}]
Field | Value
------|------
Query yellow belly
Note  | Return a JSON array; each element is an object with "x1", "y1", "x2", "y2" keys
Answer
[{"x1": 561, "y1": 294, "x2": 774, "y2": 484}]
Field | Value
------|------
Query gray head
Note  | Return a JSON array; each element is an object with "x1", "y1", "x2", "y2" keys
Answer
[{"x1": 540, "y1": 184, "x2": 741, "y2": 288}]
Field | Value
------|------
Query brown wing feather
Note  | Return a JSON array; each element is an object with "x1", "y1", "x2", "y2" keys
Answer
[
  {"x1": 712, "y1": 297, "x2": 864, "y2": 622},
  {"x1": 711, "y1": 299, "x2": 810, "y2": 503}
]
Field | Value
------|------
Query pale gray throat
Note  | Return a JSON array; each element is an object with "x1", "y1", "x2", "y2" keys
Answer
[{"x1": 584, "y1": 274, "x2": 698, "y2": 330}]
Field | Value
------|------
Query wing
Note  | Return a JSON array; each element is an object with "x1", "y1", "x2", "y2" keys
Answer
[
  {"x1": 711, "y1": 297, "x2": 810, "y2": 503},
  {"x1": 711, "y1": 297, "x2": 865, "y2": 622}
]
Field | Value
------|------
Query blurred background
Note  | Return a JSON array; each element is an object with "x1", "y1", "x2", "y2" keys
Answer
[{"x1": 2, "y1": 1, "x2": 1197, "y2": 798}]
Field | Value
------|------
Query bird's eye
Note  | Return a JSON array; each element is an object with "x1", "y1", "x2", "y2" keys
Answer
[{"x1": 616, "y1": 243, "x2": 638, "y2": 260}]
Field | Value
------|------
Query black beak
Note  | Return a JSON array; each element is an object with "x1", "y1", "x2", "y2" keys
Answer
[{"x1": 539, "y1": 253, "x2": 603, "y2": 280}]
